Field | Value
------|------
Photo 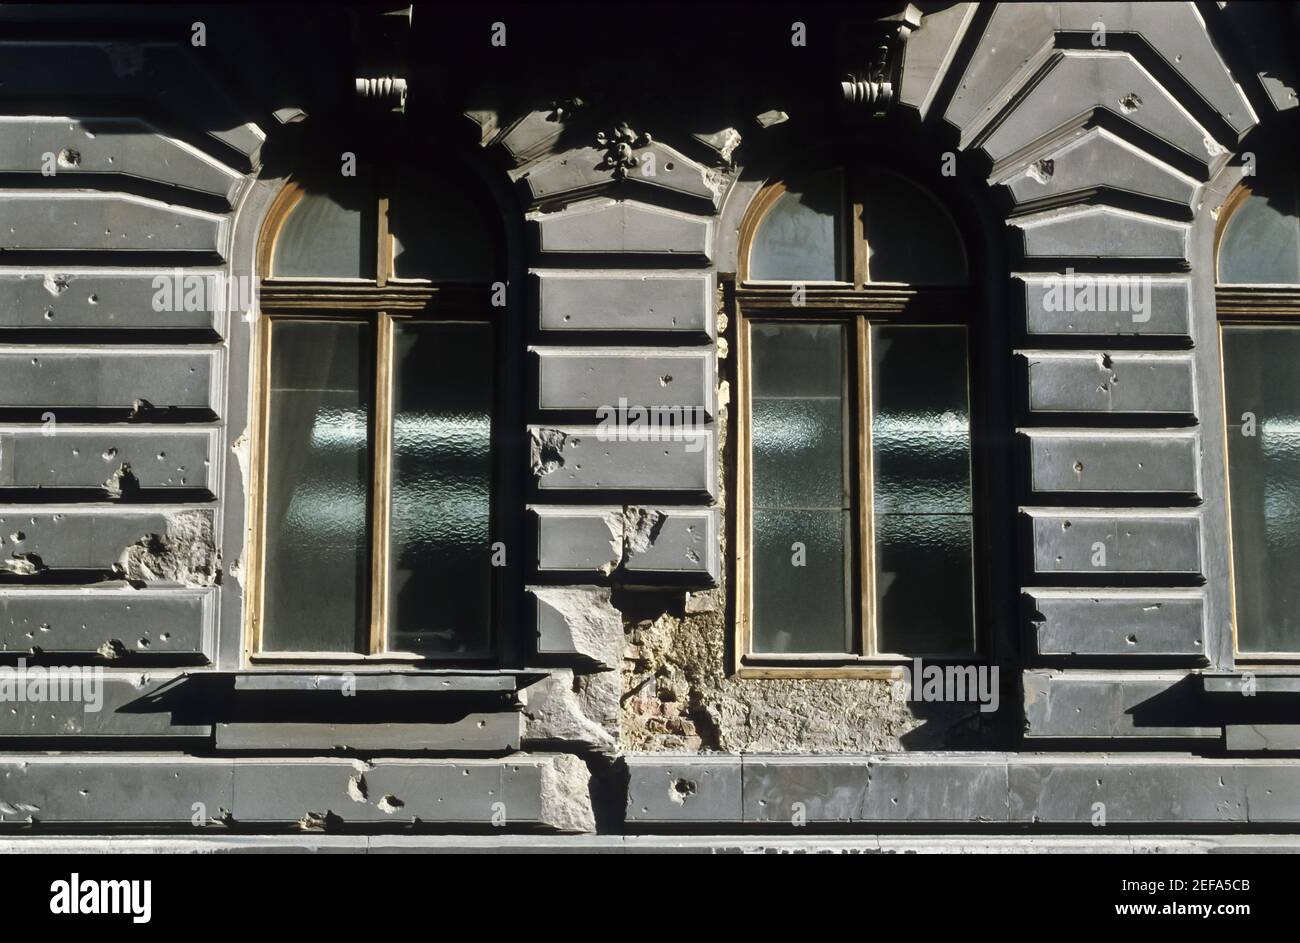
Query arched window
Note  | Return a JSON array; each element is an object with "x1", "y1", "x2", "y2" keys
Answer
[
  {"x1": 736, "y1": 167, "x2": 976, "y2": 671},
  {"x1": 250, "y1": 163, "x2": 503, "y2": 660},
  {"x1": 1217, "y1": 175, "x2": 1300, "y2": 658}
]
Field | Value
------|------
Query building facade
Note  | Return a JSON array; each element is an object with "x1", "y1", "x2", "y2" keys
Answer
[{"x1": 1, "y1": 1, "x2": 1299, "y2": 851}]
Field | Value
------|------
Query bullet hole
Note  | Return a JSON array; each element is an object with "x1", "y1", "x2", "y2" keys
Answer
[
  {"x1": 296, "y1": 810, "x2": 341, "y2": 832},
  {"x1": 346, "y1": 774, "x2": 367, "y2": 803},
  {"x1": 670, "y1": 778, "x2": 697, "y2": 804},
  {"x1": 1119, "y1": 92, "x2": 1142, "y2": 113},
  {"x1": 102, "y1": 448, "x2": 117, "y2": 461},
  {"x1": 9, "y1": 533, "x2": 24, "y2": 543},
  {"x1": 43, "y1": 309, "x2": 53, "y2": 321},
  {"x1": 1062, "y1": 521, "x2": 1071, "y2": 530},
  {"x1": 1073, "y1": 461, "x2": 1084, "y2": 473},
  {"x1": 96, "y1": 639, "x2": 127, "y2": 660},
  {"x1": 1026, "y1": 158, "x2": 1055, "y2": 184},
  {"x1": 664, "y1": 161, "x2": 675, "y2": 171},
  {"x1": 87, "y1": 294, "x2": 98, "y2": 305},
  {"x1": 56, "y1": 148, "x2": 81, "y2": 168},
  {"x1": 138, "y1": 637, "x2": 151, "y2": 649},
  {"x1": 1126, "y1": 634, "x2": 1137, "y2": 645},
  {"x1": 659, "y1": 374, "x2": 673, "y2": 386}
]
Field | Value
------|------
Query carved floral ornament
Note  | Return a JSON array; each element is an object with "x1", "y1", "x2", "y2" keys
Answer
[{"x1": 595, "y1": 121, "x2": 651, "y2": 180}]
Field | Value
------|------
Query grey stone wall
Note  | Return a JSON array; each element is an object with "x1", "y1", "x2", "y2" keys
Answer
[{"x1": 0, "y1": 2, "x2": 1298, "y2": 837}]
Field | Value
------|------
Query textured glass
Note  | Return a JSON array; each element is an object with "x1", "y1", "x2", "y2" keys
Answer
[
  {"x1": 388, "y1": 321, "x2": 494, "y2": 656},
  {"x1": 1222, "y1": 325, "x2": 1300, "y2": 653},
  {"x1": 861, "y1": 174, "x2": 967, "y2": 284},
  {"x1": 751, "y1": 397, "x2": 845, "y2": 508},
  {"x1": 871, "y1": 325, "x2": 974, "y2": 653},
  {"x1": 749, "y1": 322, "x2": 852, "y2": 653},
  {"x1": 273, "y1": 190, "x2": 368, "y2": 278},
  {"x1": 752, "y1": 508, "x2": 852, "y2": 654},
  {"x1": 1218, "y1": 178, "x2": 1300, "y2": 285},
  {"x1": 874, "y1": 514, "x2": 975, "y2": 654},
  {"x1": 749, "y1": 169, "x2": 846, "y2": 282},
  {"x1": 391, "y1": 180, "x2": 497, "y2": 281},
  {"x1": 871, "y1": 326, "x2": 972, "y2": 514},
  {"x1": 263, "y1": 320, "x2": 372, "y2": 652}
]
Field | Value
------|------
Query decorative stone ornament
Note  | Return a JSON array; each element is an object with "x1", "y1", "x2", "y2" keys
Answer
[
  {"x1": 547, "y1": 98, "x2": 585, "y2": 122},
  {"x1": 840, "y1": 4, "x2": 922, "y2": 115},
  {"x1": 355, "y1": 76, "x2": 408, "y2": 114},
  {"x1": 595, "y1": 122, "x2": 651, "y2": 179}
]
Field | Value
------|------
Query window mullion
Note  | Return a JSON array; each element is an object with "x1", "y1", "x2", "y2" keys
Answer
[
  {"x1": 368, "y1": 310, "x2": 395, "y2": 654},
  {"x1": 850, "y1": 167, "x2": 867, "y2": 289},
  {"x1": 856, "y1": 316, "x2": 875, "y2": 656},
  {"x1": 376, "y1": 196, "x2": 392, "y2": 288}
]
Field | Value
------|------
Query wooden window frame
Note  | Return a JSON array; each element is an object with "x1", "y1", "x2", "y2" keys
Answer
[
  {"x1": 1215, "y1": 178, "x2": 1300, "y2": 663},
  {"x1": 734, "y1": 167, "x2": 980, "y2": 679},
  {"x1": 246, "y1": 179, "x2": 503, "y2": 664}
]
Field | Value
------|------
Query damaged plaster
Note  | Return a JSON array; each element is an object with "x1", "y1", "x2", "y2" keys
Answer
[
  {"x1": 597, "y1": 506, "x2": 666, "y2": 575},
  {"x1": 537, "y1": 753, "x2": 596, "y2": 833},
  {"x1": 117, "y1": 509, "x2": 221, "y2": 586},
  {"x1": 529, "y1": 428, "x2": 568, "y2": 477},
  {"x1": 522, "y1": 668, "x2": 618, "y2": 755}
]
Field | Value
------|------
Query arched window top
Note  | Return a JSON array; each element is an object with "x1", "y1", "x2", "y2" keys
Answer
[
  {"x1": 272, "y1": 187, "x2": 371, "y2": 278},
  {"x1": 264, "y1": 167, "x2": 502, "y2": 282},
  {"x1": 744, "y1": 167, "x2": 968, "y2": 286},
  {"x1": 1218, "y1": 176, "x2": 1300, "y2": 285}
]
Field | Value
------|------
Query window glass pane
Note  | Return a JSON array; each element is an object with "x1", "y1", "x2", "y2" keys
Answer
[
  {"x1": 874, "y1": 514, "x2": 974, "y2": 654},
  {"x1": 1218, "y1": 178, "x2": 1300, "y2": 285},
  {"x1": 861, "y1": 175, "x2": 967, "y2": 284},
  {"x1": 1223, "y1": 325, "x2": 1300, "y2": 653},
  {"x1": 391, "y1": 181, "x2": 497, "y2": 281},
  {"x1": 871, "y1": 325, "x2": 971, "y2": 513},
  {"x1": 749, "y1": 322, "x2": 852, "y2": 653},
  {"x1": 748, "y1": 169, "x2": 846, "y2": 282},
  {"x1": 273, "y1": 189, "x2": 371, "y2": 278},
  {"x1": 262, "y1": 320, "x2": 372, "y2": 652},
  {"x1": 388, "y1": 321, "x2": 494, "y2": 656},
  {"x1": 871, "y1": 325, "x2": 974, "y2": 653}
]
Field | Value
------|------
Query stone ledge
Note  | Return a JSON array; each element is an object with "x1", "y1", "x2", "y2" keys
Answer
[
  {"x1": 0, "y1": 753, "x2": 594, "y2": 832},
  {"x1": 626, "y1": 754, "x2": 1300, "y2": 826}
]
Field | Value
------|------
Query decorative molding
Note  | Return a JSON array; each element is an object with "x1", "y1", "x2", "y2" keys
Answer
[
  {"x1": 840, "y1": 4, "x2": 922, "y2": 115},
  {"x1": 355, "y1": 76, "x2": 408, "y2": 114},
  {"x1": 595, "y1": 122, "x2": 651, "y2": 180}
]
